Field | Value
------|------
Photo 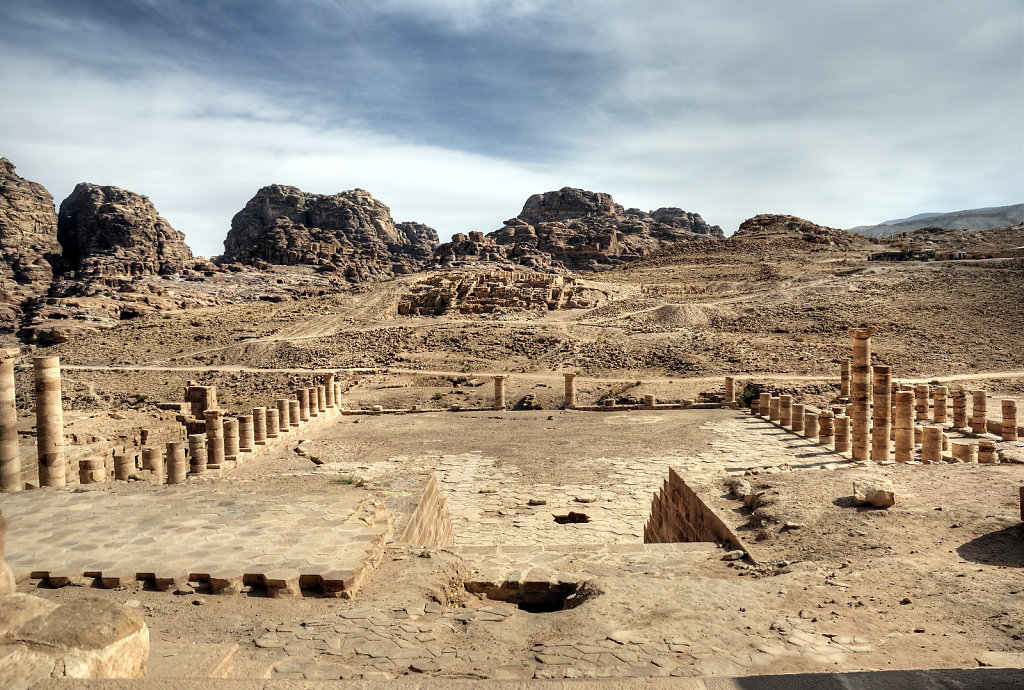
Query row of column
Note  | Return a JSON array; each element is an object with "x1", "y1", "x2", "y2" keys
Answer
[{"x1": 1, "y1": 353, "x2": 65, "y2": 492}]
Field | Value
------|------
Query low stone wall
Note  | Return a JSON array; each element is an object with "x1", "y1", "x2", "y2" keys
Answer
[
  {"x1": 644, "y1": 468, "x2": 750, "y2": 558},
  {"x1": 399, "y1": 474, "x2": 454, "y2": 547}
]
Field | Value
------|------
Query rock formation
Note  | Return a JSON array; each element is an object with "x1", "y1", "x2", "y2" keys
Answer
[
  {"x1": 733, "y1": 214, "x2": 872, "y2": 249},
  {"x1": 0, "y1": 158, "x2": 60, "y2": 326},
  {"x1": 57, "y1": 183, "x2": 193, "y2": 278},
  {"x1": 222, "y1": 185, "x2": 439, "y2": 282},
  {"x1": 434, "y1": 187, "x2": 723, "y2": 272}
]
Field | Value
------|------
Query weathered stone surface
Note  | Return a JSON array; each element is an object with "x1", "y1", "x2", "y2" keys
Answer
[
  {"x1": 852, "y1": 478, "x2": 895, "y2": 508},
  {"x1": 57, "y1": 182, "x2": 193, "y2": 278},
  {"x1": 434, "y1": 187, "x2": 723, "y2": 273},
  {"x1": 0, "y1": 593, "x2": 59, "y2": 635},
  {"x1": 0, "y1": 510, "x2": 14, "y2": 595},
  {"x1": 222, "y1": 185, "x2": 439, "y2": 282},
  {"x1": 0, "y1": 157, "x2": 60, "y2": 327}
]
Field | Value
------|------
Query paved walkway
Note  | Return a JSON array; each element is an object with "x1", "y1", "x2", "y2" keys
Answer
[{"x1": 0, "y1": 481, "x2": 390, "y2": 596}]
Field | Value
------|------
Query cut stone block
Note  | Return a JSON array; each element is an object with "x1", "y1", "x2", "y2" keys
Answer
[
  {"x1": 262, "y1": 569, "x2": 301, "y2": 598},
  {"x1": 852, "y1": 478, "x2": 895, "y2": 508}
]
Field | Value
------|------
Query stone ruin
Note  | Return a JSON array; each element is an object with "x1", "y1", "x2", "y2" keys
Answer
[
  {"x1": 640, "y1": 283, "x2": 709, "y2": 297},
  {"x1": 398, "y1": 270, "x2": 596, "y2": 316}
]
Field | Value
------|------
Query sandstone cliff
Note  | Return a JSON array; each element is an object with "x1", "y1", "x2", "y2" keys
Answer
[
  {"x1": 57, "y1": 183, "x2": 193, "y2": 278},
  {"x1": 222, "y1": 185, "x2": 439, "y2": 281},
  {"x1": 434, "y1": 187, "x2": 723, "y2": 272},
  {"x1": 0, "y1": 158, "x2": 60, "y2": 326}
]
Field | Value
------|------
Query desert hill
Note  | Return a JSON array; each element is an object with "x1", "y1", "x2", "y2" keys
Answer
[{"x1": 849, "y1": 203, "x2": 1023, "y2": 237}]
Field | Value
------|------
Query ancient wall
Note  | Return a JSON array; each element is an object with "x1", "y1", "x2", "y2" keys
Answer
[
  {"x1": 644, "y1": 468, "x2": 745, "y2": 551},
  {"x1": 399, "y1": 474, "x2": 454, "y2": 547}
]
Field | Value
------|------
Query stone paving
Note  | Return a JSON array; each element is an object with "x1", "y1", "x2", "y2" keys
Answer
[{"x1": 0, "y1": 480, "x2": 390, "y2": 597}]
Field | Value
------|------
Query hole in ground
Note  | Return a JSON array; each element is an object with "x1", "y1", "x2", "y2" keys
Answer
[
  {"x1": 465, "y1": 580, "x2": 601, "y2": 613},
  {"x1": 553, "y1": 511, "x2": 590, "y2": 524}
]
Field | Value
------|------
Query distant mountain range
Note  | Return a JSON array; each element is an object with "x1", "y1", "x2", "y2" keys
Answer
[{"x1": 848, "y1": 203, "x2": 1023, "y2": 238}]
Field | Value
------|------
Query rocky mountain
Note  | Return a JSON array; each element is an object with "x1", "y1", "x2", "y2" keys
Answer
[
  {"x1": 222, "y1": 185, "x2": 440, "y2": 281},
  {"x1": 848, "y1": 203, "x2": 1023, "y2": 238},
  {"x1": 57, "y1": 183, "x2": 193, "y2": 279},
  {"x1": 0, "y1": 158, "x2": 61, "y2": 326},
  {"x1": 434, "y1": 187, "x2": 723, "y2": 272},
  {"x1": 735, "y1": 214, "x2": 876, "y2": 249}
]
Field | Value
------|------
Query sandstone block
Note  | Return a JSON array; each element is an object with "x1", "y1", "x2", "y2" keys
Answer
[{"x1": 852, "y1": 479, "x2": 895, "y2": 508}]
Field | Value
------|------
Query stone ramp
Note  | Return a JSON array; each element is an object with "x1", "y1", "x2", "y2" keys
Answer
[{"x1": 0, "y1": 484, "x2": 391, "y2": 598}]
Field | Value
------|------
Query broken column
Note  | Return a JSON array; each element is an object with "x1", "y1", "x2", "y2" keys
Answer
[
  {"x1": 166, "y1": 441, "x2": 186, "y2": 484},
  {"x1": 871, "y1": 365, "x2": 892, "y2": 463},
  {"x1": 298, "y1": 389, "x2": 310, "y2": 422},
  {"x1": 204, "y1": 410, "x2": 225, "y2": 468},
  {"x1": 759, "y1": 393, "x2": 772, "y2": 418},
  {"x1": 266, "y1": 408, "x2": 280, "y2": 439},
  {"x1": 803, "y1": 411, "x2": 819, "y2": 439},
  {"x1": 818, "y1": 410, "x2": 835, "y2": 446},
  {"x1": 893, "y1": 391, "x2": 915, "y2": 463},
  {"x1": 950, "y1": 441, "x2": 976, "y2": 463},
  {"x1": 914, "y1": 384, "x2": 929, "y2": 421},
  {"x1": 0, "y1": 348, "x2": 20, "y2": 492},
  {"x1": 933, "y1": 386, "x2": 948, "y2": 424},
  {"x1": 791, "y1": 403, "x2": 805, "y2": 433},
  {"x1": 325, "y1": 373, "x2": 336, "y2": 408},
  {"x1": 238, "y1": 414, "x2": 254, "y2": 454},
  {"x1": 252, "y1": 407, "x2": 267, "y2": 445},
  {"x1": 493, "y1": 375, "x2": 507, "y2": 410},
  {"x1": 952, "y1": 390, "x2": 968, "y2": 428},
  {"x1": 563, "y1": 373, "x2": 576, "y2": 408},
  {"x1": 188, "y1": 434, "x2": 207, "y2": 475},
  {"x1": 1003, "y1": 400, "x2": 1018, "y2": 441},
  {"x1": 769, "y1": 396, "x2": 781, "y2": 422},
  {"x1": 779, "y1": 395, "x2": 793, "y2": 427},
  {"x1": 113, "y1": 453, "x2": 134, "y2": 481},
  {"x1": 840, "y1": 358, "x2": 851, "y2": 398},
  {"x1": 977, "y1": 439, "x2": 997, "y2": 464},
  {"x1": 288, "y1": 400, "x2": 300, "y2": 427},
  {"x1": 849, "y1": 328, "x2": 876, "y2": 462},
  {"x1": 276, "y1": 399, "x2": 290, "y2": 432},
  {"x1": 316, "y1": 385, "x2": 326, "y2": 414},
  {"x1": 223, "y1": 417, "x2": 239, "y2": 463},
  {"x1": 142, "y1": 446, "x2": 163, "y2": 482},
  {"x1": 643, "y1": 394, "x2": 656, "y2": 408},
  {"x1": 921, "y1": 426, "x2": 943, "y2": 463},
  {"x1": 834, "y1": 415, "x2": 851, "y2": 453},
  {"x1": 307, "y1": 386, "x2": 318, "y2": 418},
  {"x1": 724, "y1": 377, "x2": 735, "y2": 404},
  {"x1": 34, "y1": 356, "x2": 65, "y2": 487},
  {"x1": 971, "y1": 391, "x2": 987, "y2": 434}
]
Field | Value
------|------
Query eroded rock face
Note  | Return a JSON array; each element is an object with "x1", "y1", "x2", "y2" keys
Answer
[
  {"x1": 57, "y1": 183, "x2": 193, "y2": 278},
  {"x1": 435, "y1": 187, "x2": 723, "y2": 273},
  {"x1": 223, "y1": 185, "x2": 439, "y2": 282},
  {"x1": 0, "y1": 158, "x2": 60, "y2": 325},
  {"x1": 735, "y1": 214, "x2": 871, "y2": 249}
]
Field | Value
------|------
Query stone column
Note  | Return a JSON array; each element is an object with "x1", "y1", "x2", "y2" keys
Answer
[
  {"x1": 204, "y1": 410, "x2": 225, "y2": 468},
  {"x1": 971, "y1": 391, "x2": 987, "y2": 434},
  {"x1": 849, "y1": 328, "x2": 876, "y2": 462},
  {"x1": 252, "y1": 407, "x2": 267, "y2": 445},
  {"x1": 834, "y1": 415, "x2": 851, "y2": 453},
  {"x1": 276, "y1": 399, "x2": 290, "y2": 432},
  {"x1": 298, "y1": 389, "x2": 310, "y2": 422},
  {"x1": 307, "y1": 387, "x2": 318, "y2": 418},
  {"x1": 759, "y1": 393, "x2": 772, "y2": 419},
  {"x1": 950, "y1": 441, "x2": 976, "y2": 463},
  {"x1": 563, "y1": 373, "x2": 577, "y2": 408},
  {"x1": 142, "y1": 446, "x2": 163, "y2": 482},
  {"x1": 977, "y1": 439, "x2": 997, "y2": 464},
  {"x1": 238, "y1": 415, "x2": 254, "y2": 453},
  {"x1": 779, "y1": 395, "x2": 792, "y2": 427},
  {"x1": 724, "y1": 377, "x2": 735, "y2": 403},
  {"x1": 803, "y1": 411, "x2": 819, "y2": 439},
  {"x1": 1003, "y1": 400, "x2": 1018, "y2": 441},
  {"x1": 188, "y1": 434, "x2": 207, "y2": 475},
  {"x1": 34, "y1": 356, "x2": 65, "y2": 488},
  {"x1": 643, "y1": 395, "x2": 655, "y2": 408},
  {"x1": 818, "y1": 410, "x2": 835, "y2": 446},
  {"x1": 79, "y1": 457, "x2": 105, "y2": 484},
  {"x1": 914, "y1": 384, "x2": 929, "y2": 421},
  {"x1": 266, "y1": 408, "x2": 280, "y2": 439},
  {"x1": 166, "y1": 441, "x2": 186, "y2": 484},
  {"x1": 933, "y1": 386, "x2": 948, "y2": 424},
  {"x1": 952, "y1": 391, "x2": 968, "y2": 428},
  {"x1": 223, "y1": 417, "x2": 239, "y2": 462},
  {"x1": 493, "y1": 375, "x2": 507, "y2": 410},
  {"x1": 893, "y1": 391, "x2": 915, "y2": 463},
  {"x1": 791, "y1": 403, "x2": 805, "y2": 433},
  {"x1": 113, "y1": 453, "x2": 133, "y2": 481},
  {"x1": 288, "y1": 400, "x2": 300, "y2": 427},
  {"x1": 325, "y1": 373, "x2": 336, "y2": 408},
  {"x1": 840, "y1": 358, "x2": 851, "y2": 398},
  {"x1": 0, "y1": 348, "x2": 20, "y2": 493},
  {"x1": 317, "y1": 385, "x2": 327, "y2": 414},
  {"x1": 871, "y1": 365, "x2": 892, "y2": 463},
  {"x1": 769, "y1": 396, "x2": 781, "y2": 422},
  {"x1": 334, "y1": 382, "x2": 342, "y2": 407},
  {"x1": 921, "y1": 426, "x2": 943, "y2": 463}
]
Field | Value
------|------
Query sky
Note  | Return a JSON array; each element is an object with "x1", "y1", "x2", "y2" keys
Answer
[{"x1": 1, "y1": 0, "x2": 1021, "y2": 257}]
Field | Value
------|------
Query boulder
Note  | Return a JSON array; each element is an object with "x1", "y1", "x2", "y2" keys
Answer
[{"x1": 852, "y1": 478, "x2": 895, "y2": 508}]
